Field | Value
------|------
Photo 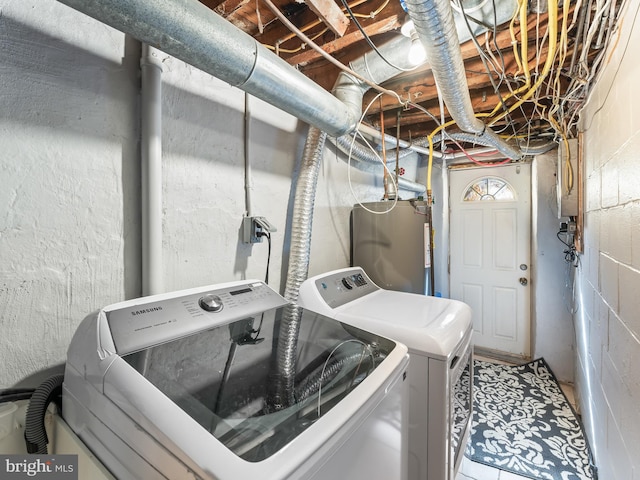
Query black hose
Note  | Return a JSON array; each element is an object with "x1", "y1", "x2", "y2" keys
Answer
[
  {"x1": 24, "y1": 374, "x2": 64, "y2": 454},
  {"x1": 0, "y1": 388, "x2": 35, "y2": 404}
]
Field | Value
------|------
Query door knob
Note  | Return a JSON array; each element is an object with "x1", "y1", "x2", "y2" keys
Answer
[{"x1": 519, "y1": 277, "x2": 528, "y2": 286}]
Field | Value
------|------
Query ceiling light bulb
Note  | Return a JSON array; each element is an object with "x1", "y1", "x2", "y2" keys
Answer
[
  {"x1": 401, "y1": 20, "x2": 415, "y2": 37},
  {"x1": 408, "y1": 35, "x2": 427, "y2": 65}
]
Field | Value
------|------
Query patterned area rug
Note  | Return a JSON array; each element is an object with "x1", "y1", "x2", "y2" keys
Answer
[{"x1": 465, "y1": 358, "x2": 597, "y2": 480}]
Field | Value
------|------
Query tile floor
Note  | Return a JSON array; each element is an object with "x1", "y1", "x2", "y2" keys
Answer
[{"x1": 456, "y1": 358, "x2": 578, "y2": 480}]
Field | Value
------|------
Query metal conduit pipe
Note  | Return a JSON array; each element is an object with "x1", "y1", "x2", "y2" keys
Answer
[
  {"x1": 403, "y1": 0, "x2": 522, "y2": 160},
  {"x1": 56, "y1": 0, "x2": 353, "y2": 138},
  {"x1": 358, "y1": 125, "x2": 555, "y2": 159},
  {"x1": 358, "y1": 123, "x2": 495, "y2": 159},
  {"x1": 330, "y1": 134, "x2": 417, "y2": 164},
  {"x1": 426, "y1": 132, "x2": 558, "y2": 156},
  {"x1": 328, "y1": 136, "x2": 426, "y2": 193}
]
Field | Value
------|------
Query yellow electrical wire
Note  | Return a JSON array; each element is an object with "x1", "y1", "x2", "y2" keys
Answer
[
  {"x1": 424, "y1": 119, "x2": 457, "y2": 202},
  {"x1": 486, "y1": 0, "x2": 531, "y2": 118},
  {"x1": 509, "y1": 0, "x2": 525, "y2": 76},
  {"x1": 550, "y1": 0, "x2": 570, "y2": 118},
  {"x1": 518, "y1": 0, "x2": 532, "y2": 94},
  {"x1": 487, "y1": 0, "x2": 558, "y2": 126}
]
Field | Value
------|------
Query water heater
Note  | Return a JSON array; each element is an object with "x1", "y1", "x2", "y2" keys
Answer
[{"x1": 351, "y1": 200, "x2": 431, "y2": 294}]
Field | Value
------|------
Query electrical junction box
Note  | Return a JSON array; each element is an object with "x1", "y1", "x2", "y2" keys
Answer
[
  {"x1": 242, "y1": 216, "x2": 276, "y2": 243},
  {"x1": 557, "y1": 138, "x2": 579, "y2": 218}
]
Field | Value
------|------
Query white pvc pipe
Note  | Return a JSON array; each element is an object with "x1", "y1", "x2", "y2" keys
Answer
[
  {"x1": 141, "y1": 44, "x2": 163, "y2": 296},
  {"x1": 244, "y1": 92, "x2": 253, "y2": 218}
]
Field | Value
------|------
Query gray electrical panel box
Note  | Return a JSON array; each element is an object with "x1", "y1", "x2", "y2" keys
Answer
[
  {"x1": 557, "y1": 138, "x2": 579, "y2": 218},
  {"x1": 351, "y1": 200, "x2": 430, "y2": 295}
]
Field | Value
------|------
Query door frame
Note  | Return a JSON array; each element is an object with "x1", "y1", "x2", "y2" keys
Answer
[{"x1": 447, "y1": 162, "x2": 533, "y2": 361}]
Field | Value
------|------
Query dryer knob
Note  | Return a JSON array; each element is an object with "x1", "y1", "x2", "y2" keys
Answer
[
  {"x1": 341, "y1": 278, "x2": 353, "y2": 290},
  {"x1": 199, "y1": 294, "x2": 224, "y2": 312}
]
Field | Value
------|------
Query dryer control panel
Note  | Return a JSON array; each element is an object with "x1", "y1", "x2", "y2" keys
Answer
[{"x1": 310, "y1": 267, "x2": 379, "y2": 309}]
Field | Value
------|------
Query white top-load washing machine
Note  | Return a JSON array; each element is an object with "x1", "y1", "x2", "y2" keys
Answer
[
  {"x1": 63, "y1": 279, "x2": 409, "y2": 480},
  {"x1": 299, "y1": 267, "x2": 473, "y2": 480}
]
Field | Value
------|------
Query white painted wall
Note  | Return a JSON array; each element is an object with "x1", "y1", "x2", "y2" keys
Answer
[
  {"x1": 575, "y1": 0, "x2": 640, "y2": 476},
  {"x1": 0, "y1": 0, "x2": 140, "y2": 387},
  {"x1": 531, "y1": 154, "x2": 575, "y2": 382},
  {"x1": 0, "y1": 0, "x2": 381, "y2": 388}
]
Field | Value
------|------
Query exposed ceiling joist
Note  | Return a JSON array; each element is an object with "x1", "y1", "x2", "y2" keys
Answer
[
  {"x1": 200, "y1": 0, "x2": 620, "y2": 143},
  {"x1": 303, "y1": 0, "x2": 350, "y2": 36}
]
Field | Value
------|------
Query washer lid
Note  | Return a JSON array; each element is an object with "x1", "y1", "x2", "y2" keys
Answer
[
  {"x1": 334, "y1": 290, "x2": 472, "y2": 358},
  {"x1": 112, "y1": 304, "x2": 400, "y2": 463}
]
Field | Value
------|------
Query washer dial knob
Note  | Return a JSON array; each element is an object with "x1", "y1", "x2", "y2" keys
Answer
[{"x1": 199, "y1": 294, "x2": 224, "y2": 312}]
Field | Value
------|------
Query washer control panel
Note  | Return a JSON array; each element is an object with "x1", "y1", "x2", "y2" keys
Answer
[
  {"x1": 106, "y1": 281, "x2": 287, "y2": 355},
  {"x1": 313, "y1": 268, "x2": 379, "y2": 309}
]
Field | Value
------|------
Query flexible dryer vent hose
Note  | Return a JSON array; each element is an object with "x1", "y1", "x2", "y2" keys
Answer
[{"x1": 267, "y1": 127, "x2": 327, "y2": 410}]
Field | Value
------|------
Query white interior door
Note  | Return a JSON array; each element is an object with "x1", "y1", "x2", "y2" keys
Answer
[{"x1": 449, "y1": 163, "x2": 531, "y2": 357}]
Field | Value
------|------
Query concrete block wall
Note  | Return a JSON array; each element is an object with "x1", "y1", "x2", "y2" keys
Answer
[
  {"x1": 0, "y1": 0, "x2": 385, "y2": 388},
  {"x1": 576, "y1": 0, "x2": 640, "y2": 477},
  {"x1": 531, "y1": 154, "x2": 575, "y2": 383}
]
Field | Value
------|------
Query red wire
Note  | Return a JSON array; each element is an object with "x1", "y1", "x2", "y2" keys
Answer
[
  {"x1": 473, "y1": 149, "x2": 501, "y2": 157},
  {"x1": 450, "y1": 139, "x2": 511, "y2": 166}
]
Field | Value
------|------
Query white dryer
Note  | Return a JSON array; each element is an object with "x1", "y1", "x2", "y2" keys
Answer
[
  {"x1": 63, "y1": 279, "x2": 409, "y2": 480},
  {"x1": 299, "y1": 267, "x2": 473, "y2": 480}
]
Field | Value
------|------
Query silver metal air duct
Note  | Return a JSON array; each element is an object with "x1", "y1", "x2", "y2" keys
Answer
[
  {"x1": 330, "y1": 134, "x2": 416, "y2": 164},
  {"x1": 333, "y1": 35, "x2": 421, "y2": 132},
  {"x1": 404, "y1": 0, "x2": 522, "y2": 159},
  {"x1": 56, "y1": 0, "x2": 353, "y2": 138}
]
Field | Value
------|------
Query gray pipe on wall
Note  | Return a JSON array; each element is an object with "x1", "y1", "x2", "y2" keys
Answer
[{"x1": 56, "y1": 0, "x2": 354, "y2": 138}]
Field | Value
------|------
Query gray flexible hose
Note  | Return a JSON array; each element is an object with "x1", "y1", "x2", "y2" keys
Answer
[
  {"x1": 267, "y1": 127, "x2": 327, "y2": 411},
  {"x1": 24, "y1": 374, "x2": 64, "y2": 454}
]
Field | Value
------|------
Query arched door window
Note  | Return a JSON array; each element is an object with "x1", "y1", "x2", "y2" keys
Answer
[{"x1": 462, "y1": 177, "x2": 516, "y2": 202}]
